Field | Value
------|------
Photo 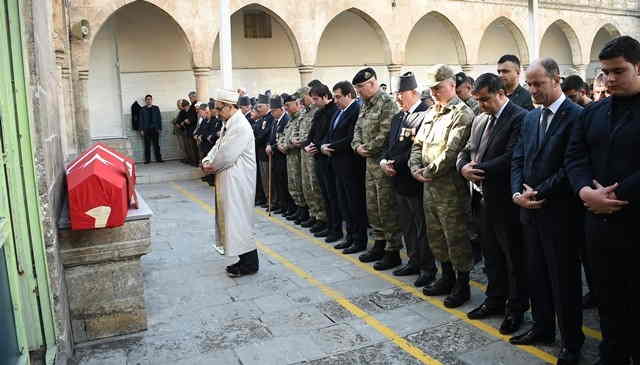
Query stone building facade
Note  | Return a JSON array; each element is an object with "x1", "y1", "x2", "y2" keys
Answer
[{"x1": 2, "y1": 0, "x2": 638, "y2": 364}]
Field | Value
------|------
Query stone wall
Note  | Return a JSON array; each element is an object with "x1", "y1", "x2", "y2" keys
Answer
[{"x1": 22, "y1": 0, "x2": 73, "y2": 361}]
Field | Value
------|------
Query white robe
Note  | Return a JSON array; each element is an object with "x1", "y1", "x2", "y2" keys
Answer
[{"x1": 202, "y1": 109, "x2": 256, "y2": 256}]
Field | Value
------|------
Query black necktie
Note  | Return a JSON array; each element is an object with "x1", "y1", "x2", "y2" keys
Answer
[
  {"x1": 539, "y1": 108, "x2": 552, "y2": 146},
  {"x1": 477, "y1": 115, "x2": 495, "y2": 161}
]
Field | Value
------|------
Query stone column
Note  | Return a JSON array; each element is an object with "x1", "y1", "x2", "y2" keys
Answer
[
  {"x1": 75, "y1": 69, "x2": 91, "y2": 151},
  {"x1": 298, "y1": 65, "x2": 315, "y2": 87},
  {"x1": 194, "y1": 67, "x2": 210, "y2": 101},
  {"x1": 528, "y1": 0, "x2": 539, "y2": 61},
  {"x1": 62, "y1": 66, "x2": 78, "y2": 157},
  {"x1": 387, "y1": 64, "x2": 403, "y2": 92}
]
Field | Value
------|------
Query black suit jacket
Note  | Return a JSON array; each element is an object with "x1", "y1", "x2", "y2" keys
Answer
[
  {"x1": 307, "y1": 101, "x2": 338, "y2": 160},
  {"x1": 566, "y1": 96, "x2": 640, "y2": 222},
  {"x1": 139, "y1": 105, "x2": 162, "y2": 130},
  {"x1": 254, "y1": 113, "x2": 273, "y2": 161},
  {"x1": 383, "y1": 101, "x2": 429, "y2": 196},
  {"x1": 324, "y1": 101, "x2": 362, "y2": 175},
  {"x1": 458, "y1": 101, "x2": 526, "y2": 220},
  {"x1": 511, "y1": 98, "x2": 583, "y2": 226}
]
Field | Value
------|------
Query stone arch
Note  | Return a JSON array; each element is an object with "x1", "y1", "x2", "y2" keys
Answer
[
  {"x1": 89, "y1": 0, "x2": 195, "y2": 65},
  {"x1": 213, "y1": 3, "x2": 302, "y2": 66},
  {"x1": 478, "y1": 16, "x2": 529, "y2": 66},
  {"x1": 315, "y1": 7, "x2": 393, "y2": 66},
  {"x1": 590, "y1": 23, "x2": 621, "y2": 61},
  {"x1": 405, "y1": 11, "x2": 467, "y2": 66},
  {"x1": 540, "y1": 19, "x2": 582, "y2": 66}
]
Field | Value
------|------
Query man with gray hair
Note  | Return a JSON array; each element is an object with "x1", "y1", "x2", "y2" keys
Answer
[{"x1": 510, "y1": 58, "x2": 584, "y2": 365}]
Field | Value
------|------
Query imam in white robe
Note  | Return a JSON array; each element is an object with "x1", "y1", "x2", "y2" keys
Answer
[{"x1": 202, "y1": 109, "x2": 257, "y2": 256}]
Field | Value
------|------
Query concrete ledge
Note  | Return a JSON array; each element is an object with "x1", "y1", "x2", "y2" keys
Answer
[{"x1": 58, "y1": 190, "x2": 153, "y2": 344}]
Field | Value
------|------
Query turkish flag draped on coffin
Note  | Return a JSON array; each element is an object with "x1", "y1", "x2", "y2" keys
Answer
[{"x1": 66, "y1": 143, "x2": 137, "y2": 230}]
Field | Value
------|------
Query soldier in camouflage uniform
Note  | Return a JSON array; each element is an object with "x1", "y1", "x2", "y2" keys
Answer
[
  {"x1": 297, "y1": 85, "x2": 327, "y2": 228},
  {"x1": 409, "y1": 64, "x2": 474, "y2": 309},
  {"x1": 278, "y1": 92, "x2": 309, "y2": 224},
  {"x1": 351, "y1": 68, "x2": 403, "y2": 271}
]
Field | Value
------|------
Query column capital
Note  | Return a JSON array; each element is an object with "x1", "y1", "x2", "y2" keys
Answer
[
  {"x1": 298, "y1": 65, "x2": 315, "y2": 74},
  {"x1": 78, "y1": 69, "x2": 89, "y2": 81},
  {"x1": 387, "y1": 64, "x2": 403, "y2": 73},
  {"x1": 61, "y1": 67, "x2": 71, "y2": 80},
  {"x1": 461, "y1": 64, "x2": 473, "y2": 73},
  {"x1": 573, "y1": 64, "x2": 586, "y2": 73},
  {"x1": 193, "y1": 67, "x2": 211, "y2": 77}
]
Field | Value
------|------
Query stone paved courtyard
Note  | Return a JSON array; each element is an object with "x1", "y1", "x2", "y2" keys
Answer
[{"x1": 70, "y1": 177, "x2": 602, "y2": 365}]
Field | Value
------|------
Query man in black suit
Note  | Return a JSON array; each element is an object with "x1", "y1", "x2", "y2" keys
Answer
[
  {"x1": 566, "y1": 36, "x2": 640, "y2": 365},
  {"x1": 183, "y1": 91, "x2": 200, "y2": 166},
  {"x1": 306, "y1": 84, "x2": 341, "y2": 241},
  {"x1": 322, "y1": 81, "x2": 366, "y2": 253},
  {"x1": 457, "y1": 73, "x2": 528, "y2": 334},
  {"x1": 380, "y1": 72, "x2": 436, "y2": 283},
  {"x1": 497, "y1": 55, "x2": 534, "y2": 111},
  {"x1": 509, "y1": 58, "x2": 584, "y2": 365},
  {"x1": 139, "y1": 94, "x2": 164, "y2": 164},
  {"x1": 254, "y1": 94, "x2": 274, "y2": 209},
  {"x1": 267, "y1": 95, "x2": 293, "y2": 215}
]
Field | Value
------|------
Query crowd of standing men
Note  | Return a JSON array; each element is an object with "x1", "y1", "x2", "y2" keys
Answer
[{"x1": 172, "y1": 35, "x2": 637, "y2": 365}]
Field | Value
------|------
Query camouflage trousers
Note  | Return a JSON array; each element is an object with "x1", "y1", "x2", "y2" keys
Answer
[
  {"x1": 423, "y1": 177, "x2": 472, "y2": 272},
  {"x1": 301, "y1": 151, "x2": 326, "y2": 221},
  {"x1": 365, "y1": 158, "x2": 402, "y2": 251},
  {"x1": 287, "y1": 149, "x2": 306, "y2": 207}
]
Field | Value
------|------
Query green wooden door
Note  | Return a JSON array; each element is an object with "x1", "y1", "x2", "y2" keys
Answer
[{"x1": 0, "y1": 0, "x2": 57, "y2": 363}]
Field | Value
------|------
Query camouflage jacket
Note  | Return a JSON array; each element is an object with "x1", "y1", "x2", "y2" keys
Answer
[
  {"x1": 278, "y1": 110, "x2": 302, "y2": 153},
  {"x1": 463, "y1": 96, "x2": 481, "y2": 116},
  {"x1": 409, "y1": 96, "x2": 473, "y2": 180},
  {"x1": 297, "y1": 105, "x2": 317, "y2": 146},
  {"x1": 351, "y1": 91, "x2": 399, "y2": 160}
]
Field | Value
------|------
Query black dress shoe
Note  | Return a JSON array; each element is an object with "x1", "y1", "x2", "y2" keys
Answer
[
  {"x1": 313, "y1": 229, "x2": 329, "y2": 238},
  {"x1": 467, "y1": 303, "x2": 505, "y2": 320},
  {"x1": 509, "y1": 328, "x2": 555, "y2": 346},
  {"x1": 334, "y1": 241, "x2": 351, "y2": 250},
  {"x1": 144, "y1": 161, "x2": 150, "y2": 164},
  {"x1": 271, "y1": 207, "x2": 283, "y2": 214},
  {"x1": 343, "y1": 243, "x2": 367, "y2": 255},
  {"x1": 226, "y1": 264, "x2": 258, "y2": 277},
  {"x1": 557, "y1": 347, "x2": 580, "y2": 365},
  {"x1": 373, "y1": 251, "x2": 401, "y2": 271},
  {"x1": 423, "y1": 277, "x2": 454, "y2": 296},
  {"x1": 310, "y1": 221, "x2": 327, "y2": 233},
  {"x1": 414, "y1": 271, "x2": 436, "y2": 287},
  {"x1": 499, "y1": 312, "x2": 524, "y2": 335},
  {"x1": 157, "y1": 159, "x2": 164, "y2": 163},
  {"x1": 325, "y1": 233, "x2": 343, "y2": 243},
  {"x1": 301, "y1": 218, "x2": 315, "y2": 228},
  {"x1": 393, "y1": 264, "x2": 420, "y2": 276}
]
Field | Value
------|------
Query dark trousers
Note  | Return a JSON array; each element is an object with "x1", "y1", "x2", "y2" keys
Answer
[
  {"x1": 474, "y1": 192, "x2": 528, "y2": 313},
  {"x1": 239, "y1": 249, "x2": 259, "y2": 271},
  {"x1": 523, "y1": 214, "x2": 584, "y2": 351},
  {"x1": 314, "y1": 157, "x2": 342, "y2": 234},
  {"x1": 259, "y1": 159, "x2": 276, "y2": 206},
  {"x1": 396, "y1": 190, "x2": 436, "y2": 273},
  {"x1": 334, "y1": 162, "x2": 367, "y2": 245},
  {"x1": 143, "y1": 128, "x2": 162, "y2": 162},
  {"x1": 183, "y1": 135, "x2": 199, "y2": 164},
  {"x1": 255, "y1": 157, "x2": 266, "y2": 202},
  {"x1": 273, "y1": 153, "x2": 293, "y2": 211},
  {"x1": 586, "y1": 216, "x2": 638, "y2": 364}
]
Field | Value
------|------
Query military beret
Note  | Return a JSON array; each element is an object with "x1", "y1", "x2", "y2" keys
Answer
[
  {"x1": 270, "y1": 95, "x2": 283, "y2": 109},
  {"x1": 197, "y1": 102, "x2": 209, "y2": 110},
  {"x1": 237, "y1": 95, "x2": 251, "y2": 107},
  {"x1": 424, "y1": 64, "x2": 456, "y2": 88},
  {"x1": 257, "y1": 94, "x2": 270, "y2": 105},
  {"x1": 352, "y1": 67, "x2": 377, "y2": 85},
  {"x1": 455, "y1": 72, "x2": 467, "y2": 88},
  {"x1": 396, "y1": 72, "x2": 418, "y2": 92}
]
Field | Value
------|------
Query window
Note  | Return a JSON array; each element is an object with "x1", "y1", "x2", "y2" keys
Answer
[{"x1": 244, "y1": 11, "x2": 272, "y2": 39}]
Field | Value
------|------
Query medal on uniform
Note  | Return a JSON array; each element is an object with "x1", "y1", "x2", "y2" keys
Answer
[
  {"x1": 399, "y1": 128, "x2": 405, "y2": 142},
  {"x1": 262, "y1": 120, "x2": 266, "y2": 129}
]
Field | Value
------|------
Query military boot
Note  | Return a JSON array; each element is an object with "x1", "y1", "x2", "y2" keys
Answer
[
  {"x1": 444, "y1": 271, "x2": 470, "y2": 308},
  {"x1": 373, "y1": 250, "x2": 402, "y2": 271},
  {"x1": 295, "y1": 208, "x2": 309, "y2": 225},
  {"x1": 310, "y1": 221, "x2": 327, "y2": 233},
  {"x1": 359, "y1": 240, "x2": 386, "y2": 263},
  {"x1": 301, "y1": 217, "x2": 316, "y2": 228},
  {"x1": 285, "y1": 206, "x2": 298, "y2": 221},
  {"x1": 423, "y1": 261, "x2": 455, "y2": 296}
]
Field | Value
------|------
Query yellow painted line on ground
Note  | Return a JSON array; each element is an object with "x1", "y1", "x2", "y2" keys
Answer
[
  {"x1": 254, "y1": 208, "x2": 558, "y2": 364},
  {"x1": 170, "y1": 183, "x2": 442, "y2": 365}
]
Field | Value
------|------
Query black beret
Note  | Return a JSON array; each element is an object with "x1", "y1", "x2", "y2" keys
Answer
[
  {"x1": 455, "y1": 72, "x2": 467, "y2": 88},
  {"x1": 282, "y1": 93, "x2": 297, "y2": 103},
  {"x1": 270, "y1": 95, "x2": 283, "y2": 109},
  {"x1": 257, "y1": 94, "x2": 270, "y2": 105},
  {"x1": 352, "y1": 67, "x2": 377, "y2": 85},
  {"x1": 307, "y1": 79, "x2": 323, "y2": 88}
]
